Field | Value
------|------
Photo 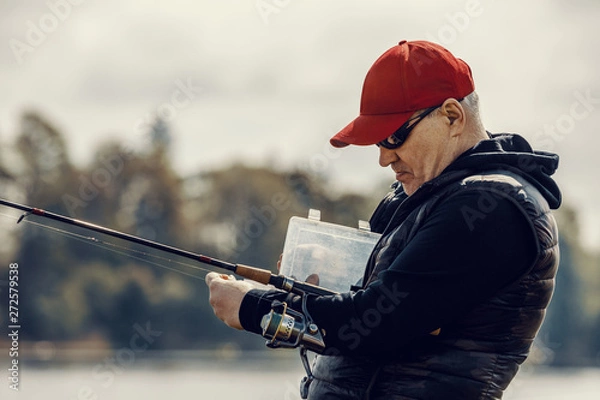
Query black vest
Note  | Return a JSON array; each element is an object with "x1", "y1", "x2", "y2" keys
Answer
[{"x1": 307, "y1": 170, "x2": 559, "y2": 400}]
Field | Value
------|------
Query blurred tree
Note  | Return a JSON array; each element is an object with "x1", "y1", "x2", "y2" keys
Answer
[
  {"x1": 15, "y1": 111, "x2": 78, "y2": 206},
  {"x1": 182, "y1": 165, "x2": 382, "y2": 271},
  {"x1": 10, "y1": 111, "x2": 83, "y2": 340},
  {"x1": 3, "y1": 109, "x2": 599, "y2": 363},
  {"x1": 538, "y1": 205, "x2": 600, "y2": 366},
  {"x1": 538, "y1": 235, "x2": 586, "y2": 365},
  {"x1": 76, "y1": 119, "x2": 191, "y2": 346},
  {"x1": 116, "y1": 119, "x2": 183, "y2": 246},
  {"x1": 148, "y1": 116, "x2": 172, "y2": 158}
]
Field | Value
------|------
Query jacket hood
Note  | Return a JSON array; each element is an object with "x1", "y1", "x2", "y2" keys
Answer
[{"x1": 448, "y1": 133, "x2": 562, "y2": 209}]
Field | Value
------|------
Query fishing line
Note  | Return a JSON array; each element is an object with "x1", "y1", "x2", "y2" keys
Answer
[
  {"x1": 0, "y1": 198, "x2": 337, "y2": 297},
  {"x1": 0, "y1": 211, "x2": 214, "y2": 280},
  {"x1": 0, "y1": 202, "x2": 331, "y2": 375}
]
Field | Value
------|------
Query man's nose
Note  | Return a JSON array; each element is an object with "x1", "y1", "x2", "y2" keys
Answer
[{"x1": 379, "y1": 146, "x2": 398, "y2": 167}]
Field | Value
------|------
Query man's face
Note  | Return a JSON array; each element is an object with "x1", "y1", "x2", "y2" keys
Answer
[{"x1": 378, "y1": 102, "x2": 461, "y2": 195}]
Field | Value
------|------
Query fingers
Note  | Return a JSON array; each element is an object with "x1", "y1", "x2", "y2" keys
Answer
[
  {"x1": 305, "y1": 273, "x2": 320, "y2": 286},
  {"x1": 205, "y1": 271, "x2": 219, "y2": 286},
  {"x1": 205, "y1": 272, "x2": 235, "y2": 286},
  {"x1": 205, "y1": 272, "x2": 247, "y2": 330}
]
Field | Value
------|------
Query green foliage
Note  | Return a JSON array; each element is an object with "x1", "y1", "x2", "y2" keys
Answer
[
  {"x1": 0, "y1": 110, "x2": 598, "y2": 367},
  {"x1": 0, "y1": 111, "x2": 381, "y2": 351},
  {"x1": 538, "y1": 205, "x2": 600, "y2": 366}
]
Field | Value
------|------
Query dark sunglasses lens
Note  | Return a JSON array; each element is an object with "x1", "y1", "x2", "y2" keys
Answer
[
  {"x1": 379, "y1": 135, "x2": 403, "y2": 149},
  {"x1": 377, "y1": 106, "x2": 439, "y2": 149}
]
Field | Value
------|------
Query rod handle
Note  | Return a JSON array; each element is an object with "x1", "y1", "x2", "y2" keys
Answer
[{"x1": 235, "y1": 264, "x2": 273, "y2": 285}]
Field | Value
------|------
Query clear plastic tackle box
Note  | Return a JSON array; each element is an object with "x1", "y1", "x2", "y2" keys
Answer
[{"x1": 279, "y1": 209, "x2": 381, "y2": 293}]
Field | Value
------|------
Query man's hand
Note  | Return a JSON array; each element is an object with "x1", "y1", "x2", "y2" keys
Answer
[{"x1": 205, "y1": 272, "x2": 255, "y2": 330}]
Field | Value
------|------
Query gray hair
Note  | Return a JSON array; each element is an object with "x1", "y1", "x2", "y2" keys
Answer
[
  {"x1": 461, "y1": 91, "x2": 485, "y2": 134},
  {"x1": 423, "y1": 91, "x2": 485, "y2": 135},
  {"x1": 461, "y1": 91, "x2": 480, "y2": 115}
]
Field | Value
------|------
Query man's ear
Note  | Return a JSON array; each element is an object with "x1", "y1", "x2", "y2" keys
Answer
[{"x1": 440, "y1": 98, "x2": 465, "y2": 134}]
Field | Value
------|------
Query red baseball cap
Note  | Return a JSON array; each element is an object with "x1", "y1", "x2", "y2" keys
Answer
[{"x1": 330, "y1": 40, "x2": 475, "y2": 148}]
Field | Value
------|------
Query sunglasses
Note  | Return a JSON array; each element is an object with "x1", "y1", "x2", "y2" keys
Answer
[{"x1": 377, "y1": 105, "x2": 441, "y2": 150}]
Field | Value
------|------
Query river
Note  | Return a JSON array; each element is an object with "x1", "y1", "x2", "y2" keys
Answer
[{"x1": 2, "y1": 353, "x2": 599, "y2": 399}]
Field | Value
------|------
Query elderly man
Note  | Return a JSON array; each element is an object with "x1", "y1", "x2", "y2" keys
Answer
[{"x1": 206, "y1": 40, "x2": 561, "y2": 399}]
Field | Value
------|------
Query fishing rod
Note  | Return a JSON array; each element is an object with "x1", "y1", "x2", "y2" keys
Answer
[
  {"x1": 0, "y1": 197, "x2": 336, "y2": 398},
  {"x1": 0, "y1": 197, "x2": 335, "y2": 297},
  {"x1": 1, "y1": 197, "x2": 329, "y2": 350}
]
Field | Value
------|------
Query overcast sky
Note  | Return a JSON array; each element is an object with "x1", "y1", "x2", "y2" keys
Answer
[{"x1": 1, "y1": 0, "x2": 599, "y2": 250}]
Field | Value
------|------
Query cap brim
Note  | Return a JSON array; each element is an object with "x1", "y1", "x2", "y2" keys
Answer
[{"x1": 330, "y1": 111, "x2": 415, "y2": 148}]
